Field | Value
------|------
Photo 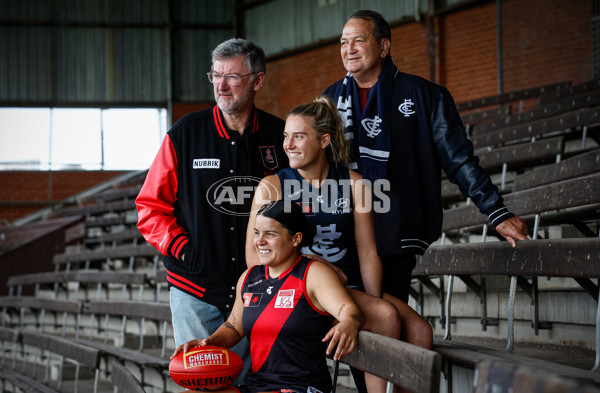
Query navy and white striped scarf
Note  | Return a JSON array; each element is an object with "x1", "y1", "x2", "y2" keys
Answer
[{"x1": 333, "y1": 56, "x2": 398, "y2": 182}]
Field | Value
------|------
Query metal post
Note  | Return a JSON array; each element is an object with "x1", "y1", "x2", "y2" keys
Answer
[
  {"x1": 593, "y1": 287, "x2": 600, "y2": 372},
  {"x1": 444, "y1": 275, "x2": 454, "y2": 340},
  {"x1": 480, "y1": 225, "x2": 488, "y2": 330},
  {"x1": 331, "y1": 360, "x2": 339, "y2": 393},
  {"x1": 531, "y1": 215, "x2": 540, "y2": 335},
  {"x1": 594, "y1": 231, "x2": 600, "y2": 372},
  {"x1": 496, "y1": 0, "x2": 503, "y2": 94},
  {"x1": 506, "y1": 276, "x2": 517, "y2": 353}
]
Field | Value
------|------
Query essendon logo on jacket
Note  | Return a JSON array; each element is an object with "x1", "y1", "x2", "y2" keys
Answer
[{"x1": 259, "y1": 146, "x2": 278, "y2": 170}]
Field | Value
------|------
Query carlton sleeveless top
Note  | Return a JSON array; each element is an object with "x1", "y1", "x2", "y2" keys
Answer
[{"x1": 277, "y1": 166, "x2": 362, "y2": 289}]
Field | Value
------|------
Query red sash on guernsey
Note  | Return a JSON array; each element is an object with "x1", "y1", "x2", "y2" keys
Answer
[{"x1": 249, "y1": 274, "x2": 304, "y2": 372}]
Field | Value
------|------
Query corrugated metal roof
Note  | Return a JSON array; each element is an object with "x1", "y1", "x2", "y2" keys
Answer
[
  {"x1": 0, "y1": 26, "x2": 52, "y2": 102},
  {"x1": 245, "y1": 0, "x2": 424, "y2": 56},
  {"x1": 0, "y1": 0, "x2": 433, "y2": 106},
  {"x1": 173, "y1": 28, "x2": 232, "y2": 102},
  {"x1": 0, "y1": 0, "x2": 233, "y2": 106}
]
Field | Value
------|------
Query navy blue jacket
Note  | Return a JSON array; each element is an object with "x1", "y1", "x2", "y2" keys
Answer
[{"x1": 324, "y1": 71, "x2": 512, "y2": 256}]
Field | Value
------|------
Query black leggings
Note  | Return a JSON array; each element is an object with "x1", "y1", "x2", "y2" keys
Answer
[{"x1": 380, "y1": 254, "x2": 417, "y2": 303}]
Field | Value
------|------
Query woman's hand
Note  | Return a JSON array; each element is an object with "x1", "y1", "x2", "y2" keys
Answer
[
  {"x1": 171, "y1": 338, "x2": 212, "y2": 359},
  {"x1": 323, "y1": 316, "x2": 361, "y2": 361}
]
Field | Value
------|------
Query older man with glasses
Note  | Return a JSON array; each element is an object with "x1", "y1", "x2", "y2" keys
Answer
[{"x1": 136, "y1": 38, "x2": 288, "y2": 383}]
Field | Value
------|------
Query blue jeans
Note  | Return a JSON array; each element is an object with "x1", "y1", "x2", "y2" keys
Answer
[{"x1": 170, "y1": 287, "x2": 252, "y2": 383}]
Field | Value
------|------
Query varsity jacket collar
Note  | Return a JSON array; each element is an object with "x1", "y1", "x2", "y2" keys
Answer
[{"x1": 213, "y1": 105, "x2": 259, "y2": 139}]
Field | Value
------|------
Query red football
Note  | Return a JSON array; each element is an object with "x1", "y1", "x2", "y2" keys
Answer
[{"x1": 169, "y1": 346, "x2": 243, "y2": 391}]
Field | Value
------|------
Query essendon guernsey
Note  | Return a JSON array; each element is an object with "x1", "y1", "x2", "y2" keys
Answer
[{"x1": 241, "y1": 257, "x2": 332, "y2": 393}]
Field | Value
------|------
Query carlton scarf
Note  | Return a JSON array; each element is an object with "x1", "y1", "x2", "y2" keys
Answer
[{"x1": 332, "y1": 55, "x2": 399, "y2": 182}]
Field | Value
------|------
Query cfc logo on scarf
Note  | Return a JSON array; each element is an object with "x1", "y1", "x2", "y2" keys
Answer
[{"x1": 361, "y1": 115, "x2": 383, "y2": 138}]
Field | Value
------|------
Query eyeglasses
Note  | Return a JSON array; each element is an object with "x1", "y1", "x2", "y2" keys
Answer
[{"x1": 207, "y1": 72, "x2": 256, "y2": 86}]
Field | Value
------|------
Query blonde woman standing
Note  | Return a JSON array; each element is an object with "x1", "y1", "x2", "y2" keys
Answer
[{"x1": 246, "y1": 96, "x2": 432, "y2": 393}]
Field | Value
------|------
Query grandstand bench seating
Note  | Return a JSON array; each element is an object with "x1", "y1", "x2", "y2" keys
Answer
[
  {"x1": 460, "y1": 105, "x2": 510, "y2": 129},
  {"x1": 1, "y1": 296, "x2": 172, "y2": 391},
  {"x1": 7, "y1": 269, "x2": 148, "y2": 300},
  {"x1": 47, "y1": 200, "x2": 136, "y2": 220},
  {"x1": 0, "y1": 328, "x2": 102, "y2": 393},
  {"x1": 441, "y1": 136, "x2": 565, "y2": 203},
  {"x1": 441, "y1": 172, "x2": 600, "y2": 233},
  {"x1": 332, "y1": 330, "x2": 441, "y2": 393},
  {"x1": 52, "y1": 243, "x2": 160, "y2": 271},
  {"x1": 537, "y1": 79, "x2": 600, "y2": 105},
  {"x1": 0, "y1": 296, "x2": 82, "y2": 334},
  {"x1": 110, "y1": 360, "x2": 146, "y2": 393},
  {"x1": 472, "y1": 357, "x2": 600, "y2": 393},
  {"x1": 512, "y1": 148, "x2": 600, "y2": 192},
  {"x1": 78, "y1": 300, "x2": 172, "y2": 391},
  {"x1": 473, "y1": 88, "x2": 600, "y2": 135},
  {"x1": 472, "y1": 106, "x2": 600, "y2": 149},
  {"x1": 413, "y1": 238, "x2": 600, "y2": 391},
  {"x1": 456, "y1": 82, "x2": 571, "y2": 112},
  {"x1": 80, "y1": 185, "x2": 142, "y2": 205},
  {"x1": 413, "y1": 137, "x2": 600, "y2": 392}
]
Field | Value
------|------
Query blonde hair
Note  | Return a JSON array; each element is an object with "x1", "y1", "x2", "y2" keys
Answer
[{"x1": 286, "y1": 96, "x2": 351, "y2": 166}]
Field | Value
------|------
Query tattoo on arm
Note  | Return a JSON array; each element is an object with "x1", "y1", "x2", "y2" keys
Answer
[
  {"x1": 337, "y1": 304, "x2": 346, "y2": 318},
  {"x1": 222, "y1": 321, "x2": 236, "y2": 331}
]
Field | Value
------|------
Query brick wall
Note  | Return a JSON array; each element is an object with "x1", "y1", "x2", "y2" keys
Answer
[
  {"x1": 172, "y1": 103, "x2": 213, "y2": 124},
  {"x1": 437, "y1": 3, "x2": 499, "y2": 101},
  {"x1": 502, "y1": 0, "x2": 591, "y2": 91},
  {"x1": 257, "y1": 44, "x2": 347, "y2": 120},
  {"x1": 0, "y1": 171, "x2": 127, "y2": 223},
  {"x1": 256, "y1": 0, "x2": 592, "y2": 116}
]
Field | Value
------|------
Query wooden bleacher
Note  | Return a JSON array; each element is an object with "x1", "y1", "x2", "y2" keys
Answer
[
  {"x1": 7, "y1": 270, "x2": 149, "y2": 301},
  {"x1": 0, "y1": 216, "x2": 85, "y2": 296},
  {"x1": 471, "y1": 104, "x2": 600, "y2": 149},
  {"x1": 334, "y1": 331, "x2": 441, "y2": 393},
  {"x1": 413, "y1": 80, "x2": 600, "y2": 392},
  {"x1": 110, "y1": 360, "x2": 146, "y2": 393},
  {"x1": 441, "y1": 135, "x2": 565, "y2": 203},
  {"x1": 0, "y1": 326, "x2": 147, "y2": 393},
  {"x1": 473, "y1": 359, "x2": 600, "y2": 393},
  {"x1": 52, "y1": 244, "x2": 160, "y2": 272},
  {"x1": 0, "y1": 171, "x2": 178, "y2": 393},
  {"x1": 472, "y1": 88, "x2": 600, "y2": 135},
  {"x1": 455, "y1": 81, "x2": 571, "y2": 112},
  {"x1": 0, "y1": 327, "x2": 106, "y2": 393}
]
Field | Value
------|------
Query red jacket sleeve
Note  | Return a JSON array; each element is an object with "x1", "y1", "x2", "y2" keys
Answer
[{"x1": 136, "y1": 135, "x2": 189, "y2": 259}]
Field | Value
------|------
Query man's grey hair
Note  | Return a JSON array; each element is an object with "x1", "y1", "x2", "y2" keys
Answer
[{"x1": 211, "y1": 38, "x2": 266, "y2": 74}]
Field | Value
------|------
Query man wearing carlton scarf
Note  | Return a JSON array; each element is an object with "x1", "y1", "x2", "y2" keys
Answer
[{"x1": 323, "y1": 10, "x2": 529, "y2": 307}]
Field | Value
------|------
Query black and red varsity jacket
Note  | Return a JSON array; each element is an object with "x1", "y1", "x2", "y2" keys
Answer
[{"x1": 136, "y1": 106, "x2": 287, "y2": 311}]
